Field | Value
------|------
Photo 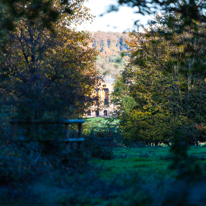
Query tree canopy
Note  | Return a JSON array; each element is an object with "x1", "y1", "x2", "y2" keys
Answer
[
  {"x1": 109, "y1": 0, "x2": 206, "y2": 31},
  {"x1": 0, "y1": 0, "x2": 89, "y2": 31},
  {"x1": 113, "y1": 14, "x2": 206, "y2": 145},
  {"x1": 0, "y1": 0, "x2": 100, "y2": 120}
]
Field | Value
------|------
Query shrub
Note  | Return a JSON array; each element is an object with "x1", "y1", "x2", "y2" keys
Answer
[
  {"x1": 83, "y1": 129, "x2": 116, "y2": 160},
  {"x1": 50, "y1": 148, "x2": 90, "y2": 172},
  {"x1": 0, "y1": 142, "x2": 44, "y2": 186}
]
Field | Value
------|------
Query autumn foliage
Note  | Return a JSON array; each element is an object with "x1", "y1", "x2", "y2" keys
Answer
[
  {"x1": 0, "y1": 0, "x2": 100, "y2": 120},
  {"x1": 89, "y1": 31, "x2": 130, "y2": 77},
  {"x1": 113, "y1": 14, "x2": 206, "y2": 145}
]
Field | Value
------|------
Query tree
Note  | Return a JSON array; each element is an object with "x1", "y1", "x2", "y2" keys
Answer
[
  {"x1": 0, "y1": 0, "x2": 94, "y2": 66},
  {"x1": 109, "y1": 0, "x2": 205, "y2": 32},
  {"x1": 0, "y1": 0, "x2": 100, "y2": 120},
  {"x1": 0, "y1": 0, "x2": 87, "y2": 31},
  {"x1": 113, "y1": 14, "x2": 206, "y2": 145}
]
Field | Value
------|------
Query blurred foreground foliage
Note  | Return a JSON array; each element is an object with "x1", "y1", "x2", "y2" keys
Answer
[{"x1": 1, "y1": 124, "x2": 206, "y2": 206}]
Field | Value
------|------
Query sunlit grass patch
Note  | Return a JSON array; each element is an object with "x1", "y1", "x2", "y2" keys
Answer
[{"x1": 84, "y1": 117, "x2": 119, "y2": 129}]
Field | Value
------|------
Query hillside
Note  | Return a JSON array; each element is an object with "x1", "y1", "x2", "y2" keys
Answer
[{"x1": 90, "y1": 31, "x2": 130, "y2": 78}]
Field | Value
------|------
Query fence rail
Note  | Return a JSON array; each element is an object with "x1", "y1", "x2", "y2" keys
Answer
[{"x1": 9, "y1": 119, "x2": 85, "y2": 149}]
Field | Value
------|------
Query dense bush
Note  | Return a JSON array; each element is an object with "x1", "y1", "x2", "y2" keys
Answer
[
  {"x1": 0, "y1": 142, "x2": 46, "y2": 186},
  {"x1": 83, "y1": 129, "x2": 116, "y2": 160}
]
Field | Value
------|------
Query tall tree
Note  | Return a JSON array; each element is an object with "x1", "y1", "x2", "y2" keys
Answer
[
  {"x1": 113, "y1": 14, "x2": 206, "y2": 145},
  {"x1": 0, "y1": 0, "x2": 100, "y2": 120}
]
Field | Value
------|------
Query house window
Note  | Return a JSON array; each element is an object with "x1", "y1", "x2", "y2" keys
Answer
[
  {"x1": 104, "y1": 88, "x2": 108, "y2": 93},
  {"x1": 87, "y1": 110, "x2": 91, "y2": 116},
  {"x1": 96, "y1": 110, "x2": 99, "y2": 117},
  {"x1": 104, "y1": 110, "x2": 107, "y2": 116},
  {"x1": 104, "y1": 99, "x2": 108, "y2": 105}
]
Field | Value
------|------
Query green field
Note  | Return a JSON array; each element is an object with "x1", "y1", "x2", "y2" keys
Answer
[
  {"x1": 2, "y1": 144, "x2": 206, "y2": 206},
  {"x1": 92, "y1": 145, "x2": 206, "y2": 180},
  {"x1": 83, "y1": 117, "x2": 119, "y2": 132},
  {"x1": 84, "y1": 117, "x2": 119, "y2": 125},
  {"x1": 83, "y1": 118, "x2": 206, "y2": 181}
]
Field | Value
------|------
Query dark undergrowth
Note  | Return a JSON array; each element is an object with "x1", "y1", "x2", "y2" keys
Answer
[{"x1": 1, "y1": 126, "x2": 206, "y2": 205}]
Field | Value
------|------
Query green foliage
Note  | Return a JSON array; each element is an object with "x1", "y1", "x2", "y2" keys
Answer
[
  {"x1": 109, "y1": 0, "x2": 205, "y2": 33},
  {"x1": 1, "y1": 131, "x2": 206, "y2": 206},
  {"x1": 84, "y1": 129, "x2": 116, "y2": 160},
  {"x1": 0, "y1": 142, "x2": 45, "y2": 186},
  {"x1": 113, "y1": 14, "x2": 206, "y2": 145},
  {"x1": 0, "y1": 0, "x2": 92, "y2": 31},
  {"x1": 1, "y1": 0, "x2": 206, "y2": 205},
  {"x1": 0, "y1": 1, "x2": 99, "y2": 120}
]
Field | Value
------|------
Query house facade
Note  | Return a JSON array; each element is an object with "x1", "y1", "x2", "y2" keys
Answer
[{"x1": 86, "y1": 77, "x2": 117, "y2": 117}]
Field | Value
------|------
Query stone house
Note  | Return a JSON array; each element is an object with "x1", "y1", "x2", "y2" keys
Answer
[{"x1": 86, "y1": 77, "x2": 117, "y2": 117}]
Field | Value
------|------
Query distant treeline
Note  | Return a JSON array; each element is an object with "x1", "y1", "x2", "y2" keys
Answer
[{"x1": 89, "y1": 31, "x2": 130, "y2": 78}]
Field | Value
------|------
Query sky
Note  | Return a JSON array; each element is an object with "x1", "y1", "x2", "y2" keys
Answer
[{"x1": 78, "y1": 0, "x2": 152, "y2": 32}]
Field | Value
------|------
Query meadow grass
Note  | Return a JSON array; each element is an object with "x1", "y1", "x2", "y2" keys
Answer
[
  {"x1": 83, "y1": 117, "x2": 119, "y2": 129},
  {"x1": 2, "y1": 143, "x2": 206, "y2": 206},
  {"x1": 92, "y1": 146, "x2": 206, "y2": 181}
]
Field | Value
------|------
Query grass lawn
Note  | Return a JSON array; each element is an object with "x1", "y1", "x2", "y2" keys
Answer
[
  {"x1": 92, "y1": 145, "x2": 206, "y2": 180},
  {"x1": 83, "y1": 117, "x2": 119, "y2": 129},
  {"x1": 2, "y1": 144, "x2": 206, "y2": 206}
]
